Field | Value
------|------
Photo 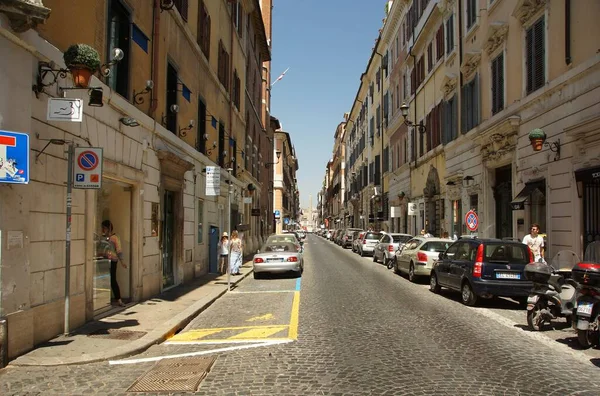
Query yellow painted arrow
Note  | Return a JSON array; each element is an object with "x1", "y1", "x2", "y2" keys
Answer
[{"x1": 246, "y1": 313, "x2": 274, "y2": 322}]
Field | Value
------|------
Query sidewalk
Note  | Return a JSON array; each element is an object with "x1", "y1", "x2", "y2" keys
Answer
[{"x1": 9, "y1": 261, "x2": 254, "y2": 367}]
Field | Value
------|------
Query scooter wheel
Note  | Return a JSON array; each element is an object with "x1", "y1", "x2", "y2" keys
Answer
[
  {"x1": 577, "y1": 328, "x2": 594, "y2": 349},
  {"x1": 526, "y1": 302, "x2": 544, "y2": 331}
]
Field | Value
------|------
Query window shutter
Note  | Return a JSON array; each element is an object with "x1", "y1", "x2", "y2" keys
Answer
[
  {"x1": 442, "y1": 101, "x2": 449, "y2": 144},
  {"x1": 473, "y1": 74, "x2": 480, "y2": 127},
  {"x1": 533, "y1": 18, "x2": 545, "y2": 91},
  {"x1": 411, "y1": 69, "x2": 416, "y2": 94},
  {"x1": 461, "y1": 84, "x2": 467, "y2": 133},
  {"x1": 526, "y1": 26, "x2": 534, "y2": 93}
]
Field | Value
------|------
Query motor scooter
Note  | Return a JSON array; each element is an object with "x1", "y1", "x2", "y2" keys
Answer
[
  {"x1": 524, "y1": 250, "x2": 579, "y2": 331},
  {"x1": 572, "y1": 241, "x2": 600, "y2": 348}
]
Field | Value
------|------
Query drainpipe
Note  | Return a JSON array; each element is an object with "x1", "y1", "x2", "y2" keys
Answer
[
  {"x1": 458, "y1": 0, "x2": 464, "y2": 132},
  {"x1": 150, "y1": 0, "x2": 160, "y2": 116},
  {"x1": 565, "y1": 0, "x2": 571, "y2": 65}
]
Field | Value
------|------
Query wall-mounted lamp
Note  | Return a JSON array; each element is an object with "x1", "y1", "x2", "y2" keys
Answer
[
  {"x1": 159, "y1": 0, "x2": 175, "y2": 11},
  {"x1": 179, "y1": 119, "x2": 194, "y2": 137},
  {"x1": 99, "y1": 47, "x2": 125, "y2": 77},
  {"x1": 400, "y1": 102, "x2": 426, "y2": 134},
  {"x1": 206, "y1": 141, "x2": 217, "y2": 155},
  {"x1": 133, "y1": 80, "x2": 154, "y2": 105},
  {"x1": 265, "y1": 150, "x2": 282, "y2": 167},
  {"x1": 528, "y1": 128, "x2": 561, "y2": 161},
  {"x1": 398, "y1": 191, "x2": 406, "y2": 199},
  {"x1": 120, "y1": 117, "x2": 140, "y2": 127},
  {"x1": 161, "y1": 104, "x2": 180, "y2": 126}
]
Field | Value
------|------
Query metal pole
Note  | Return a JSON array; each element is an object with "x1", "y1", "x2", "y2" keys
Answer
[
  {"x1": 64, "y1": 142, "x2": 73, "y2": 335},
  {"x1": 227, "y1": 168, "x2": 232, "y2": 291}
]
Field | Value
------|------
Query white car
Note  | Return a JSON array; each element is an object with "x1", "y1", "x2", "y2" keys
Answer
[
  {"x1": 393, "y1": 237, "x2": 453, "y2": 282},
  {"x1": 372, "y1": 233, "x2": 413, "y2": 267}
]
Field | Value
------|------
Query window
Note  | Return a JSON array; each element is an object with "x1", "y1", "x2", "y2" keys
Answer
[
  {"x1": 376, "y1": 106, "x2": 381, "y2": 136},
  {"x1": 218, "y1": 122, "x2": 226, "y2": 167},
  {"x1": 491, "y1": 53, "x2": 504, "y2": 114},
  {"x1": 526, "y1": 17, "x2": 545, "y2": 94},
  {"x1": 197, "y1": 199, "x2": 204, "y2": 244},
  {"x1": 452, "y1": 199, "x2": 462, "y2": 236},
  {"x1": 446, "y1": 14, "x2": 454, "y2": 54},
  {"x1": 166, "y1": 63, "x2": 178, "y2": 134},
  {"x1": 436, "y1": 25, "x2": 444, "y2": 61},
  {"x1": 107, "y1": 0, "x2": 130, "y2": 98},
  {"x1": 419, "y1": 124, "x2": 424, "y2": 157},
  {"x1": 230, "y1": 0, "x2": 244, "y2": 37},
  {"x1": 427, "y1": 42, "x2": 433, "y2": 72},
  {"x1": 197, "y1": 98, "x2": 206, "y2": 154},
  {"x1": 173, "y1": 0, "x2": 188, "y2": 21},
  {"x1": 369, "y1": 117, "x2": 375, "y2": 145},
  {"x1": 374, "y1": 155, "x2": 381, "y2": 185},
  {"x1": 461, "y1": 74, "x2": 480, "y2": 133},
  {"x1": 232, "y1": 70, "x2": 241, "y2": 110},
  {"x1": 197, "y1": 0, "x2": 211, "y2": 59},
  {"x1": 218, "y1": 40, "x2": 230, "y2": 90},
  {"x1": 426, "y1": 102, "x2": 443, "y2": 152},
  {"x1": 466, "y1": 0, "x2": 477, "y2": 30},
  {"x1": 443, "y1": 95, "x2": 458, "y2": 144}
]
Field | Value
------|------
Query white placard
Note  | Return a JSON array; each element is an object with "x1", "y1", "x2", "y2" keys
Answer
[
  {"x1": 243, "y1": 197, "x2": 252, "y2": 204},
  {"x1": 73, "y1": 147, "x2": 103, "y2": 189},
  {"x1": 205, "y1": 166, "x2": 220, "y2": 196},
  {"x1": 47, "y1": 98, "x2": 83, "y2": 122},
  {"x1": 390, "y1": 206, "x2": 402, "y2": 218},
  {"x1": 407, "y1": 202, "x2": 417, "y2": 216}
]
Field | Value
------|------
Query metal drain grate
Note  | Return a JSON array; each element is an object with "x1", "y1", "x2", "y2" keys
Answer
[
  {"x1": 127, "y1": 356, "x2": 217, "y2": 392},
  {"x1": 87, "y1": 328, "x2": 147, "y2": 340}
]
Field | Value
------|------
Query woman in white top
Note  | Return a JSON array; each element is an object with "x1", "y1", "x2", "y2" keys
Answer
[
  {"x1": 229, "y1": 230, "x2": 243, "y2": 275},
  {"x1": 217, "y1": 232, "x2": 229, "y2": 274}
]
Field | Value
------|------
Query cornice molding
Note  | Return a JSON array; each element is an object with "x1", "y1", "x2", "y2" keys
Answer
[
  {"x1": 460, "y1": 51, "x2": 481, "y2": 80},
  {"x1": 437, "y1": 0, "x2": 456, "y2": 15},
  {"x1": 0, "y1": 0, "x2": 50, "y2": 32},
  {"x1": 484, "y1": 22, "x2": 509, "y2": 55},
  {"x1": 512, "y1": 0, "x2": 548, "y2": 25}
]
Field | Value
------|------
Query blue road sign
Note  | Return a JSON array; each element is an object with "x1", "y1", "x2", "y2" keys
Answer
[
  {"x1": 78, "y1": 150, "x2": 99, "y2": 171},
  {"x1": 274, "y1": 210, "x2": 281, "y2": 219},
  {"x1": 76, "y1": 174, "x2": 85, "y2": 182},
  {"x1": 284, "y1": 217, "x2": 290, "y2": 225},
  {"x1": 0, "y1": 130, "x2": 29, "y2": 184}
]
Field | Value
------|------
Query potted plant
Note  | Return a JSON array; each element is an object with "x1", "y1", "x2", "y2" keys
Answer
[
  {"x1": 528, "y1": 128, "x2": 546, "y2": 151},
  {"x1": 63, "y1": 44, "x2": 101, "y2": 88}
]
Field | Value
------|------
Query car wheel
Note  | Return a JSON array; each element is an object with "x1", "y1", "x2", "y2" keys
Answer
[
  {"x1": 253, "y1": 272, "x2": 262, "y2": 280},
  {"x1": 408, "y1": 263, "x2": 416, "y2": 282},
  {"x1": 429, "y1": 272, "x2": 441, "y2": 293},
  {"x1": 372, "y1": 253, "x2": 377, "y2": 262},
  {"x1": 386, "y1": 258, "x2": 394, "y2": 270},
  {"x1": 393, "y1": 258, "x2": 400, "y2": 274},
  {"x1": 461, "y1": 282, "x2": 478, "y2": 306}
]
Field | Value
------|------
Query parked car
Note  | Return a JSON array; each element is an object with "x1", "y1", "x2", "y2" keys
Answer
[
  {"x1": 253, "y1": 235, "x2": 304, "y2": 279},
  {"x1": 340, "y1": 228, "x2": 363, "y2": 249},
  {"x1": 357, "y1": 231, "x2": 382, "y2": 257},
  {"x1": 352, "y1": 231, "x2": 366, "y2": 253},
  {"x1": 394, "y1": 237, "x2": 453, "y2": 281},
  {"x1": 373, "y1": 233, "x2": 413, "y2": 266},
  {"x1": 430, "y1": 238, "x2": 534, "y2": 306},
  {"x1": 332, "y1": 229, "x2": 343, "y2": 243}
]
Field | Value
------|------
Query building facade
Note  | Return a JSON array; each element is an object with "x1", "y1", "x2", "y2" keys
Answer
[
  {"x1": 272, "y1": 129, "x2": 299, "y2": 234},
  {"x1": 0, "y1": 0, "x2": 274, "y2": 360}
]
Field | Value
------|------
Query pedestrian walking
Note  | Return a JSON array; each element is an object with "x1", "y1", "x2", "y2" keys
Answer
[
  {"x1": 101, "y1": 220, "x2": 127, "y2": 307},
  {"x1": 523, "y1": 223, "x2": 545, "y2": 263},
  {"x1": 217, "y1": 232, "x2": 229, "y2": 274},
  {"x1": 229, "y1": 230, "x2": 243, "y2": 275}
]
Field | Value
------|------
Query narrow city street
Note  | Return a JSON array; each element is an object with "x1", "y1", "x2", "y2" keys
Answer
[{"x1": 2, "y1": 234, "x2": 600, "y2": 395}]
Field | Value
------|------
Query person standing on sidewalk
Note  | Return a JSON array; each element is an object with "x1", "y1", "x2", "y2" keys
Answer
[
  {"x1": 229, "y1": 230, "x2": 243, "y2": 275},
  {"x1": 217, "y1": 232, "x2": 229, "y2": 274},
  {"x1": 102, "y1": 220, "x2": 126, "y2": 306},
  {"x1": 523, "y1": 223, "x2": 545, "y2": 263}
]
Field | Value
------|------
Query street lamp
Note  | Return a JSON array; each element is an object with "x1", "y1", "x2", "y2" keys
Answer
[
  {"x1": 265, "y1": 150, "x2": 281, "y2": 167},
  {"x1": 400, "y1": 102, "x2": 426, "y2": 134}
]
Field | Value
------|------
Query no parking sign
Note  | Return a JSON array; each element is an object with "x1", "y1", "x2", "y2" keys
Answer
[
  {"x1": 73, "y1": 147, "x2": 103, "y2": 189},
  {"x1": 465, "y1": 210, "x2": 479, "y2": 232}
]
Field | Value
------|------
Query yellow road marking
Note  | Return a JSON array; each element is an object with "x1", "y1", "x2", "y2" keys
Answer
[
  {"x1": 288, "y1": 291, "x2": 300, "y2": 340},
  {"x1": 229, "y1": 326, "x2": 288, "y2": 339},
  {"x1": 169, "y1": 328, "x2": 223, "y2": 341},
  {"x1": 246, "y1": 313, "x2": 274, "y2": 322}
]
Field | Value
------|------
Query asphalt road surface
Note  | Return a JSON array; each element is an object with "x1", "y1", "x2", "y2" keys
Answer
[{"x1": 2, "y1": 234, "x2": 600, "y2": 395}]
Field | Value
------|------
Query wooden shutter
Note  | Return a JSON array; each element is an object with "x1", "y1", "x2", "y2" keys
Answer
[
  {"x1": 411, "y1": 69, "x2": 416, "y2": 94},
  {"x1": 461, "y1": 84, "x2": 468, "y2": 134},
  {"x1": 533, "y1": 18, "x2": 545, "y2": 91},
  {"x1": 473, "y1": 74, "x2": 480, "y2": 127}
]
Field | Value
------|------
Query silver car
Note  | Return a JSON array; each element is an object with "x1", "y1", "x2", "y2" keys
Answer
[
  {"x1": 253, "y1": 235, "x2": 303, "y2": 279},
  {"x1": 393, "y1": 237, "x2": 453, "y2": 282},
  {"x1": 358, "y1": 231, "x2": 382, "y2": 257},
  {"x1": 373, "y1": 233, "x2": 413, "y2": 267}
]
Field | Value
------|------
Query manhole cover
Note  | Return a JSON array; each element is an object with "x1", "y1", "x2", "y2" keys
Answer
[
  {"x1": 127, "y1": 356, "x2": 217, "y2": 392},
  {"x1": 87, "y1": 328, "x2": 147, "y2": 340}
]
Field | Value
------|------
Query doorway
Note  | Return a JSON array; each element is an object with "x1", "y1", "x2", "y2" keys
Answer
[
  {"x1": 162, "y1": 190, "x2": 175, "y2": 288},
  {"x1": 94, "y1": 179, "x2": 132, "y2": 314},
  {"x1": 209, "y1": 226, "x2": 219, "y2": 273},
  {"x1": 494, "y1": 165, "x2": 513, "y2": 239}
]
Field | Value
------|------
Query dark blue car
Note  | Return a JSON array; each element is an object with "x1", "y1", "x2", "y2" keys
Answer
[{"x1": 430, "y1": 237, "x2": 534, "y2": 306}]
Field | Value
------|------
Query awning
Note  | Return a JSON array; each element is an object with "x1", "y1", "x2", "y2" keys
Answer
[
  {"x1": 510, "y1": 180, "x2": 545, "y2": 210},
  {"x1": 575, "y1": 166, "x2": 600, "y2": 183}
]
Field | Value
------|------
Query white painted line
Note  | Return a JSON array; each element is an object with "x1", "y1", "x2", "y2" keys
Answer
[
  {"x1": 165, "y1": 338, "x2": 291, "y2": 345},
  {"x1": 108, "y1": 339, "x2": 292, "y2": 365},
  {"x1": 469, "y1": 307, "x2": 595, "y2": 367},
  {"x1": 229, "y1": 290, "x2": 296, "y2": 294}
]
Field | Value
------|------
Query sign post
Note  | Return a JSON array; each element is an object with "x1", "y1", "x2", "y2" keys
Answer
[{"x1": 64, "y1": 143, "x2": 74, "y2": 335}]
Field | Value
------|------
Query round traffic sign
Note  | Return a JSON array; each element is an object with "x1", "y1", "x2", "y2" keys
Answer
[
  {"x1": 465, "y1": 210, "x2": 479, "y2": 232},
  {"x1": 77, "y1": 150, "x2": 99, "y2": 171}
]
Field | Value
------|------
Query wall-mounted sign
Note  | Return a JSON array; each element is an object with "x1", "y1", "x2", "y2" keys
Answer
[
  {"x1": 243, "y1": 197, "x2": 252, "y2": 204},
  {"x1": 0, "y1": 130, "x2": 29, "y2": 184},
  {"x1": 73, "y1": 147, "x2": 103, "y2": 189},
  {"x1": 47, "y1": 98, "x2": 83, "y2": 122},
  {"x1": 407, "y1": 203, "x2": 417, "y2": 216},
  {"x1": 274, "y1": 210, "x2": 281, "y2": 219},
  {"x1": 251, "y1": 208, "x2": 260, "y2": 216},
  {"x1": 205, "y1": 166, "x2": 220, "y2": 196},
  {"x1": 390, "y1": 206, "x2": 402, "y2": 218}
]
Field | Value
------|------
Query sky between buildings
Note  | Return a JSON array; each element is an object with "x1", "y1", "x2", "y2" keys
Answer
[{"x1": 270, "y1": 0, "x2": 388, "y2": 209}]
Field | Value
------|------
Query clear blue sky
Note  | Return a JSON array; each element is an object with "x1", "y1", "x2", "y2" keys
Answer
[{"x1": 270, "y1": 1, "x2": 387, "y2": 210}]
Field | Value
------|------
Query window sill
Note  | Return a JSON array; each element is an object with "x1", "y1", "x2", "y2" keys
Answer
[
  {"x1": 487, "y1": 0, "x2": 501, "y2": 16},
  {"x1": 446, "y1": 49, "x2": 457, "y2": 64},
  {"x1": 465, "y1": 23, "x2": 479, "y2": 43}
]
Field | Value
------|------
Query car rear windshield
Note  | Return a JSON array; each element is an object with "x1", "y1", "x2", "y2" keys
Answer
[
  {"x1": 393, "y1": 235, "x2": 412, "y2": 243},
  {"x1": 262, "y1": 242, "x2": 298, "y2": 252},
  {"x1": 365, "y1": 233, "x2": 381, "y2": 240},
  {"x1": 421, "y1": 241, "x2": 452, "y2": 252},
  {"x1": 485, "y1": 243, "x2": 529, "y2": 264}
]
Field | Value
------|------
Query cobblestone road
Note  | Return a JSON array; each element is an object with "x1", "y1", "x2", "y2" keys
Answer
[{"x1": 2, "y1": 234, "x2": 600, "y2": 395}]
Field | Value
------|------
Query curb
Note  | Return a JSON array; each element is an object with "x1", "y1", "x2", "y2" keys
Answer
[{"x1": 10, "y1": 266, "x2": 254, "y2": 367}]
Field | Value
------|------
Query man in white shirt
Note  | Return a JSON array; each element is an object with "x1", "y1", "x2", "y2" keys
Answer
[{"x1": 523, "y1": 223, "x2": 545, "y2": 262}]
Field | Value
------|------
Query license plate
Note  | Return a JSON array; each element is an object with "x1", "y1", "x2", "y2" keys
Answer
[
  {"x1": 527, "y1": 295, "x2": 539, "y2": 304},
  {"x1": 267, "y1": 257, "x2": 283, "y2": 262},
  {"x1": 577, "y1": 302, "x2": 593, "y2": 316},
  {"x1": 496, "y1": 272, "x2": 521, "y2": 279}
]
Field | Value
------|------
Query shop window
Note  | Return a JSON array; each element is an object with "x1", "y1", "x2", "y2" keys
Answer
[{"x1": 197, "y1": 199, "x2": 204, "y2": 244}]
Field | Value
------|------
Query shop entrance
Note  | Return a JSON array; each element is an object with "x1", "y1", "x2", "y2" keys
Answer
[
  {"x1": 94, "y1": 179, "x2": 132, "y2": 314},
  {"x1": 162, "y1": 190, "x2": 176, "y2": 289},
  {"x1": 494, "y1": 165, "x2": 513, "y2": 239}
]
